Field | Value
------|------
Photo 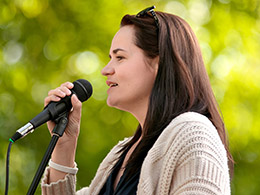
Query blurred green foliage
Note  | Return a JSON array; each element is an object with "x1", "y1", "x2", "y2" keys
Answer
[{"x1": 0, "y1": 0, "x2": 259, "y2": 194}]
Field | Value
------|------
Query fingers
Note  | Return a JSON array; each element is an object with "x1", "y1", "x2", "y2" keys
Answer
[
  {"x1": 44, "y1": 95, "x2": 61, "y2": 106},
  {"x1": 61, "y1": 82, "x2": 74, "y2": 88},
  {"x1": 48, "y1": 82, "x2": 73, "y2": 96},
  {"x1": 44, "y1": 82, "x2": 74, "y2": 106}
]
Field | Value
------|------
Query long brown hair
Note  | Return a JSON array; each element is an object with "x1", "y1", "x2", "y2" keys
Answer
[{"x1": 119, "y1": 11, "x2": 233, "y2": 180}]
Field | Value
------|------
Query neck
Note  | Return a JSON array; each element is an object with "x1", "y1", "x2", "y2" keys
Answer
[
  {"x1": 115, "y1": 99, "x2": 149, "y2": 131},
  {"x1": 129, "y1": 106, "x2": 147, "y2": 133}
]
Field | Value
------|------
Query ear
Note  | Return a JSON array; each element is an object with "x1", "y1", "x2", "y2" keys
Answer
[
  {"x1": 151, "y1": 56, "x2": 159, "y2": 73},
  {"x1": 146, "y1": 56, "x2": 159, "y2": 75}
]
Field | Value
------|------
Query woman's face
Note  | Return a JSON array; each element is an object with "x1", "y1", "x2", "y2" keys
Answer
[{"x1": 101, "y1": 25, "x2": 158, "y2": 116}]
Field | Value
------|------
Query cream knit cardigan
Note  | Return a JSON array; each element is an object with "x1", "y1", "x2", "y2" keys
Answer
[{"x1": 41, "y1": 112, "x2": 231, "y2": 194}]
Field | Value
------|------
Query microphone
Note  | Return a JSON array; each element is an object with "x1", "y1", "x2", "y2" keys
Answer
[{"x1": 10, "y1": 79, "x2": 93, "y2": 143}]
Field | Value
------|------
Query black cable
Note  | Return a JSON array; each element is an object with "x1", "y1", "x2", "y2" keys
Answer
[{"x1": 5, "y1": 140, "x2": 13, "y2": 195}]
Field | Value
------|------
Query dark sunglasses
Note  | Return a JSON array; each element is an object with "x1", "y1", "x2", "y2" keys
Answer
[{"x1": 136, "y1": 5, "x2": 159, "y2": 30}]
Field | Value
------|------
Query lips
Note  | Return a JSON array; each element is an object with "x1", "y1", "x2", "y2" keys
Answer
[{"x1": 106, "y1": 81, "x2": 118, "y2": 88}]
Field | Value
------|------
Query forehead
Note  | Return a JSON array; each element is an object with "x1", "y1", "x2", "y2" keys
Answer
[{"x1": 110, "y1": 25, "x2": 136, "y2": 51}]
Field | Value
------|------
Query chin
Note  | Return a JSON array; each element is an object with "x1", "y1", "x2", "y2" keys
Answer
[
  {"x1": 106, "y1": 98, "x2": 117, "y2": 108},
  {"x1": 106, "y1": 98, "x2": 126, "y2": 111}
]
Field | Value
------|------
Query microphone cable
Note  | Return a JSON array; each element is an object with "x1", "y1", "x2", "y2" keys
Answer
[{"x1": 5, "y1": 139, "x2": 14, "y2": 195}]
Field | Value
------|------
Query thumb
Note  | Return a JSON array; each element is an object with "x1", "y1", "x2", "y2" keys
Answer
[
  {"x1": 70, "y1": 94, "x2": 82, "y2": 121},
  {"x1": 71, "y1": 94, "x2": 82, "y2": 109}
]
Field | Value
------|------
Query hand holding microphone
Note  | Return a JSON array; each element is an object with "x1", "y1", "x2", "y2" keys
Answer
[
  {"x1": 44, "y1": 81, "x2": 83, "y2": 146},
  {"x1": 10, "y1": 79, "x2": 93, "y2": 143},
  {"x1": 43, "y1": 79, "x2": 93, "y2": 183}
]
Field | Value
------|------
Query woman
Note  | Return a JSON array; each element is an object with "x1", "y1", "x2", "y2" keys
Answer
[{"x1": 41, "y1": 6, "x2": 233, "y2": 194}]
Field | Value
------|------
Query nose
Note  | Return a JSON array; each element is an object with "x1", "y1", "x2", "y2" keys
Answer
[{"x1": 101, "y1": 62, "x2": 115, "y2": 76}]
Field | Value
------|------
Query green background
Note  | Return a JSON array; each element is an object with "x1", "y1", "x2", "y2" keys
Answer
[{"x1": 0, "y1": 0, "x2": 259, "y2": 194}]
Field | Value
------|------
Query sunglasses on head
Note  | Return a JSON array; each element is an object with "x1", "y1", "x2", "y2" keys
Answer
[{"x1": 136, "y1": 5, "x2": 159, "y2": 30}]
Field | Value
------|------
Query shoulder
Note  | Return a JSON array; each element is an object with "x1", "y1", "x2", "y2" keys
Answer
[
  {"x1": 168, "y1": 111, "x2": 216, "y2": 130},
  {"x1": 159, "y1": 112, "x2": 222, "y2": 145},
  {"x1": 165, "y1": 112, "x2": 231, "y2": 194},
  {"x1": 139, "y1": 112, "x2": 230, "y2": 194},
  {"x1": 159, "y1": 112, "x2": 227, "y2": 161},
  {"x1": 154, "y1": 112, "x2": 221, "y2": 149},
  {"x1": 145, "y1": 112, "x2": 228, "y2": 171}
]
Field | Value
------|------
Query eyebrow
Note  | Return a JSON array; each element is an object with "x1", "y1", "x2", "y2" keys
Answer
[{"x1": 109, "y1": 48, "x2": 127, "y2": 58}]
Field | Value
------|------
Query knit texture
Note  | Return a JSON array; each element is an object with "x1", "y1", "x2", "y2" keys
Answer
[{"x1": 41, "y1": 112, "x2": 230, "y2": 195}]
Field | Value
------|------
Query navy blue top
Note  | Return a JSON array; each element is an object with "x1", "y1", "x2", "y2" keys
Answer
[{"x1": 99, "y1": 149, "x2": 141, "y2": 195}]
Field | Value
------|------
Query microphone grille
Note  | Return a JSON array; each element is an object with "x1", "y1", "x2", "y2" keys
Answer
[{"x1": 72, "y1": 79, "x2": 93, "y2": 102}]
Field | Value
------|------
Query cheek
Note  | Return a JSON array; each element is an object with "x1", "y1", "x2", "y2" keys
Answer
[
  {"x1": 135, "y1": 67, "x2": 156, "y2": 87},
  {"x1": 129, "y1": 72, "x2": 156, "y2": 97},
  {"x1": 116, "y1": 58, "x2": 157, "y2": 95}
]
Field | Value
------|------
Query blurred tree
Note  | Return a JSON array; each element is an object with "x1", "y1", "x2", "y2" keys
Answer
[{"x1": 0, "y1": 0, "x2": 259, "y2": 194}]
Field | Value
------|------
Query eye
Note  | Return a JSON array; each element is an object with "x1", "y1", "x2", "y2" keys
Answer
[{"x1": 116, "y1": 56, "x2": 124, "y2": 61}]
